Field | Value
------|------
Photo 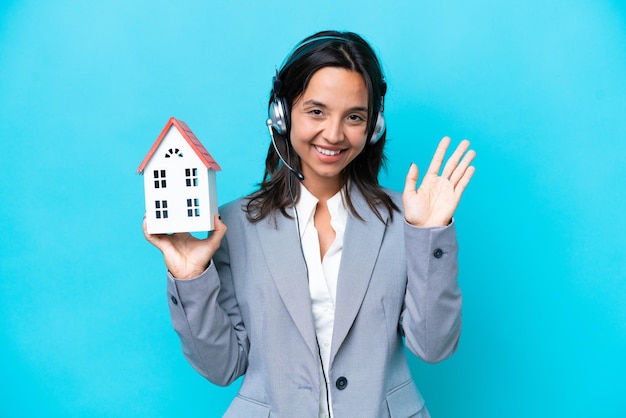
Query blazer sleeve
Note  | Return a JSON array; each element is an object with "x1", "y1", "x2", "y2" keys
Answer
[
  {"x1": 166, "y1": 231, "x2": 249, "y2": 386},
  {"x1": 400, "y1": 219, "x2": 462, "y2": 364}
]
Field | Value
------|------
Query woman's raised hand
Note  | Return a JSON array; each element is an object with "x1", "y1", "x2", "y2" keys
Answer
[
  {"x1": 143, "y1": 215, "x2": 227, "y2": 280},
  {"x1": 403, "y1": 137, "x2": 476, "y2": 227}
]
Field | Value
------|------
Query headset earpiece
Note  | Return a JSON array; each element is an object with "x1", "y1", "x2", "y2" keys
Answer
[
  {"x1": 369, "y1": 111, "x2": 385, "y2": 144},
  {"x1": 268, "y1": 96, "x2": 289, "y2": 136},
  {"x1": 268, "y1": 74, "x2": 290, "y2": 136}
]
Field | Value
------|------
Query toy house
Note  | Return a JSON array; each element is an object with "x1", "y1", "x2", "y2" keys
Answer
[{"x1": 138, "y1": 117, "x2": 221, "y2": 234}]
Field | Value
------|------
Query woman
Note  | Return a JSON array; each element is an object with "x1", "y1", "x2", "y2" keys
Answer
[{"x1": 144, "y1": 30, "x2": 475, "y2": 418}]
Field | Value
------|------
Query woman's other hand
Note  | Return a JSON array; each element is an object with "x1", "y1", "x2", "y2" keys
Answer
[
  {"x1": 403, "y1": 137, "x2": 476, "y2": 227},
  {"x1": 143, "y1": 214, "x2": 227, "y2": 279}
]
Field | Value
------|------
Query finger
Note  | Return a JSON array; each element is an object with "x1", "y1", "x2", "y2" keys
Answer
[
  {"x1": 142, "y1": 215, "x2": 158, "y2": 245},
  {"x1": 454, "y1": 165, "x2": 476, "y2": 197},
  {"x1": 441, "y1": 139, "x2": 471, "y2": 179},
  {"x1": 425, "y1": 136, "x2": 451, "y2": 175},
  {"x1": 449, "y1": 148, "x2": 476, "y2": 187},
  {"x1": 403, "y1": 163, "x2": 419, "y2": 195},
  {"x1": 142, "y1": 215, "x2": 178, "y2": 252}
]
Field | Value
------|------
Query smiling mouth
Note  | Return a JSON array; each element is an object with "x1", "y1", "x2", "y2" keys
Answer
[{"x1": 314, "y1": 145, "x2": 343, "y2": 156}]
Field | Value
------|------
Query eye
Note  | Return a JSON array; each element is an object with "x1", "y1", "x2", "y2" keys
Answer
[
  {"x1": 309, "y1": 109, "x2": 323, "y2": 116},
  {"x1": 347, "y1": 114, "x2": 366, "y2": 123}
]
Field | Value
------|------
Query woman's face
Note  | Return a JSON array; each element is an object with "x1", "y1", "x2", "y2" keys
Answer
[{"x1": 289, "y1": 67, "x2": 369, "y2": 196}]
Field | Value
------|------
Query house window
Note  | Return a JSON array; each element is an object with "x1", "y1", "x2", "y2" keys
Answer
[
  {"x1": 185, "y1": 168, "x2": 198, "y2": 187},
  {"x1": 155, "y1": 200, "x2": 168, "y2": 219},
  {"x1": 165, "y1": 148, "x2": 183, "y2": 158},
  {"x1": 187, "y1": 198, "x2": 200, "y2": 217},
  {"x1": 153, "y1": 169, "x2": 167, "y2": 188}
]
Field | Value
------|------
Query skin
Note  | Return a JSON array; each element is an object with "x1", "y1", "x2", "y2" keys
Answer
[
  {"x1": 290, "y1": 67, "x2": 369, "y2": 201},
  {"x1": 144, "y1": 67, "x2": 476, "y2": 277},
  {"x1": 289, "y1": 67, "x2": 370, "y2": 258},
  {"x1": 403, "y1": 136, "x2": 476, "y2": 228}
]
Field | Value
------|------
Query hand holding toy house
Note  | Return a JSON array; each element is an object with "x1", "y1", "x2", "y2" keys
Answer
[{"x1": 138, "y1": 117, "x2": 221, "y2": 234}]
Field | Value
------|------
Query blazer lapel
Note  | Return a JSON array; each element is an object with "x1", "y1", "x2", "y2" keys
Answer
[
  {"x1": 255, "y1": 210, "x2": 319, "y2": 359},
  {"x1": 330, "y1": 188, "x2": 389, "y2": 364}
]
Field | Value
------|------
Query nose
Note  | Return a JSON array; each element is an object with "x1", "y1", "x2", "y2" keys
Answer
[{"x1": 322, "y1": 117, "x2": 344, "y2": 144}]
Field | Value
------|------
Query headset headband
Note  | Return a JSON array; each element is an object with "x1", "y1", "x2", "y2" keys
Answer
[{"x1": 279, "y1": 35, "x2": 351, "y2": 72}]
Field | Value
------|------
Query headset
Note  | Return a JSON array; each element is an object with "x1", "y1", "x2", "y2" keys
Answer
[{"x1": 266, "y1": 34, "x2": 387, "y2": 180}]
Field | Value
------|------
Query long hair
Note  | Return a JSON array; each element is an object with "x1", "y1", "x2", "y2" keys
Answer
[{"x1": 245, "y1": 30, "x2": 399, "y2": 222}]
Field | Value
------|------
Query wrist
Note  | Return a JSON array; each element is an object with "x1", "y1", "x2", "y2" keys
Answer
[
  {"x1": 170, "y1": 260, "x2": 212, "y2": 280},
  {"x1": 406, "y1": 217, "x2": 452, "y2": 228}
]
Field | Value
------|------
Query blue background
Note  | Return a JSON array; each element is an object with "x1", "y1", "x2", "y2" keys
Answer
[{"x1": 1, "y1": 0, "x2": 625, "y2": 416}]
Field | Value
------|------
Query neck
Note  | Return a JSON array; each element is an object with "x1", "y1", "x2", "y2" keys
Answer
[{"x1": 302, "y1": 177, "x2": 343, "y2": 202}]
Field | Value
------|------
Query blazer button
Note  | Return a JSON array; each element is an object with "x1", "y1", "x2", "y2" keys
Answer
[
  {"x1": 433, "y1": 248, "x2": 444, "y2": 258},
  {"x1": 335, "y1": 376, "x2": 348, "y2": 390},
  {"x1": 170, "y1": 296, "x2": 178, "y2": 305}
]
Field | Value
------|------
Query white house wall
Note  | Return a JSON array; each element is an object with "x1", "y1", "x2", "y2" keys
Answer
[{"x1": 143, "y1": 126, "x2": 218, "y2": 233}]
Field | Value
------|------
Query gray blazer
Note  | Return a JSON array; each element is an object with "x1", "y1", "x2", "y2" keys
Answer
[{"x1": 167, "y1": 189, "x2": 462, "y2": 418}]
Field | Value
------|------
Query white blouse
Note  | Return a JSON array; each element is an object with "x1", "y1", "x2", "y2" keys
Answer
[{"x1": 295, "y1": 185, "x2": 348, "y2": 418}]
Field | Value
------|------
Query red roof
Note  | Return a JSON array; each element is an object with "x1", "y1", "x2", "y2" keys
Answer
[{"x1": 137, "y1": 117, "x2": 222, "y2": 174}]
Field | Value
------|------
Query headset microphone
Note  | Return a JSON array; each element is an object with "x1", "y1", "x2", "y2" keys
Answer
[{"x1": 266, "y1": 119, "x2": 305, "y2": 181}]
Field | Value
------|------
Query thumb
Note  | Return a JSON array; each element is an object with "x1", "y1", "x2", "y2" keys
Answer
[
  {"x1": 207, "y1": 215, "x2": 227, "y2": 246},
  {"x1": 403, "y1": 163, "x2": 419, "y2": 195}
]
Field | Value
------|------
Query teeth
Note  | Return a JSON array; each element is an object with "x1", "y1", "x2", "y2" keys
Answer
[{"x1": 314, "y1": 145, "x2": 342, "y2": 156}]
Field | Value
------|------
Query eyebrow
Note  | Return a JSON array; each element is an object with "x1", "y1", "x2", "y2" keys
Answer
[{"x1": 302, "y1": 99, "x2": 368, "y2": 113}]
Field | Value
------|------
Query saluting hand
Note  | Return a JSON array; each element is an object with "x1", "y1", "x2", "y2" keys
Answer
[
  {"x1": 143, "y1": 215, "x2": 227, "y2": 280},
  {"x1": 403, "y1": 137, "x2": 476, "y2": 227}
]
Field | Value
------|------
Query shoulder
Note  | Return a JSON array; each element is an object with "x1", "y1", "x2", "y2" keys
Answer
[
  {"x1": 382, "y1": 188, "x2": 402, "y2": 205},
  {"x1": 220, "y1": 197, "x2": 247, "y2": 216},
  {"x1": 218, "y1": 197, "x2": 250, "y2": 228},
  {"x1": 381, "y1": 188, "x2": 404, "y2": 215}
]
